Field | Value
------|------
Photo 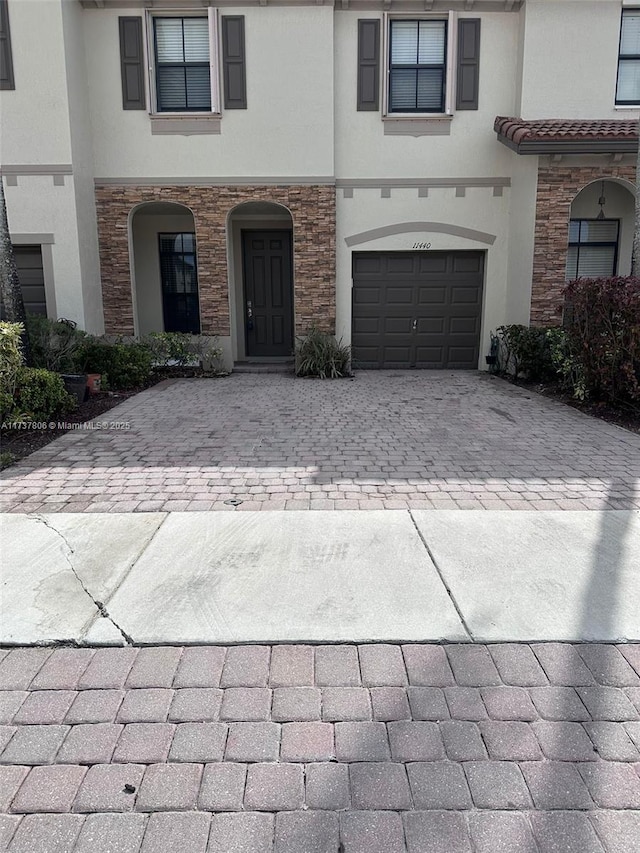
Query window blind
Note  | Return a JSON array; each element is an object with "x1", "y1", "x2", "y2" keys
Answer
[
  {"x1": 389, "y1": 20, "x2": 446, "y2": 112},
  {"x1": 155, "y1": 17, "x2": 211, "y2": 112}
]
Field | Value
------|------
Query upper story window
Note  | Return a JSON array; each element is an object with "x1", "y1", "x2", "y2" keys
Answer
[
  {"x1": 153, "y1": 17, "x2": 211, "y2": 112},
  {"x1": 0, "y1": 0, "x2": 15, "y2": 91},
  {"x1": 616, "y1": 9, "x2": 640, "y2": 105},
  {"x1": 388, "y1": 19, "x2": 447, "y2": 113},
  {"x1": 565, "y1": 220, "x2": 619, "y2": 280}
]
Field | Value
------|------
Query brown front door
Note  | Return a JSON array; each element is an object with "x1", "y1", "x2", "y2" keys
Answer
[{"x1": 242, "y1": 230, "x2": 294, "y2": 357}]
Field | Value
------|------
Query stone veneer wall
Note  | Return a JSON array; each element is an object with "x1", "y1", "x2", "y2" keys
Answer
[
  {"x1": 531, "y1": 164, "x2": 636, "y2": 326},
  {"x1": 94, "y1": 185, "x2": 336, "y2": 337}
]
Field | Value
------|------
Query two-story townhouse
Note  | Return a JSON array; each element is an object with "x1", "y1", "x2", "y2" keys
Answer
[{"x1": 1, "y1": 0, "x2": 638, "y2": 372}]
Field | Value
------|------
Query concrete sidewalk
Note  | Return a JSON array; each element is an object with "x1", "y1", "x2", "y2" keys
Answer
[{"x1": 2, "y1": 510, "x2": 638, "y2": 646}]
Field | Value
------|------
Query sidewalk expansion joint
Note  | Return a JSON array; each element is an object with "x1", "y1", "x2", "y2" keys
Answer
[
  {"x1": 30, "y1": 514, "x2": 135, "y2": 645},
  {"x1": 408, "y1": 509, "x2": 475, "y2": 642}
]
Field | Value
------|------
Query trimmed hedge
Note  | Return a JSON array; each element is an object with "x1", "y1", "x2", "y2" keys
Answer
[
  {"x1": 12, "y1": 367, "x2": 76, "y2": 421},
  {"x1": 563, "y1": 276, "x2": 640, "y2": 405}
]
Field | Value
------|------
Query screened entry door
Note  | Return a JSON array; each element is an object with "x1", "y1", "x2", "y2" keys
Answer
[
  {"x1": 159, "y1": 233, "x2": 201, "y2": 333},
  {"x1": 242, "y1": 231, "x2": 294, "y2": 357}
]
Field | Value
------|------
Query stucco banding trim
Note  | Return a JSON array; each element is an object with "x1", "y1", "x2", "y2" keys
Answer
[
  {"x1": 336, "y1": 177, "x2": 510, "y2": 190},
  {"x1": 95, "y1": 176, "x2": 336, "y2": 186},
  {"x1": 344, "y1": 221, "x2": 497, "y2": 247}
]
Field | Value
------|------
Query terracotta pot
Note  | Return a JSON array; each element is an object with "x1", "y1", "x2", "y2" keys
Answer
[{"x1": 86, "y1": 373, "x2": 102, "y2": 395}]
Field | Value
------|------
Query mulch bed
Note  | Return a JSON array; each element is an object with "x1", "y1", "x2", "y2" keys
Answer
[
  {"x1": 1, "y1": 368, "x2": 229, "y2": 470},
  {"x1": 498, "y1": 374, "x2": 640, "y2": 435},
  {"x1": 1, "y1": 389, "x2": 144, "y2": 469}
]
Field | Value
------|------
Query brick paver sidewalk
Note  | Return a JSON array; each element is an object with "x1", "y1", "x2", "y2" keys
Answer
[
  {"x1": 1, "y1": 643, "x2": 639, "y2": 852},
  {"x1": 1, "y1": 372, "x2": 639, "y2": 513}
]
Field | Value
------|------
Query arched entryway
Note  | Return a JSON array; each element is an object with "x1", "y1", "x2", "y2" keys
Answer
[
  {"x1": 566, "y1": 179, "x2": 635, "y2": 280},
  {"x1": 130, "y1": 202, "x2": 200, "y2": 335},
  {"x1": 227, "y1": 201, "x2": 294, "y2": 363}
]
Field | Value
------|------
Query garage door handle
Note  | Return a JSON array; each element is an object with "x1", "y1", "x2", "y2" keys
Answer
[{"x1": 412, "y1": 319, "x2": 417, "y2": 331}]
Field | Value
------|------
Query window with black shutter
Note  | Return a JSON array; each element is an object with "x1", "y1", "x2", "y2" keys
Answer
[
  {"x1": 154, "y1": 17, "x2": 211, "y2": 112},
  {"x1": 388, "y1": 19, "x2": 447, "y2": 113}
]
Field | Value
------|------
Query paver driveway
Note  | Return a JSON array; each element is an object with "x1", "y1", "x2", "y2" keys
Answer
[
  {"x1": 1, "y1": 371, "x2": 639, "y2": 513},
  {"x1": 1, "y1": 643, "x2": 639, "y2": 853}
]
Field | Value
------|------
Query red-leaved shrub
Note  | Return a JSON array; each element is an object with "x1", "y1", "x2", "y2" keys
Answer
[{"x1": 564, "y1": 276, "x2": 640, "y2": 405}]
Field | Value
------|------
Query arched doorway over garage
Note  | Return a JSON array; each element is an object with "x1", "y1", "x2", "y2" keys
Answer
[
  {"x1": 130, "y1": 201, "x2": 200, "y2": 335},
  {"x1": 566, "y1": 179, "x2": 635, "y2": 280},
  {"x1": 227, "y1": 201, "x2": 294, "y2": 362}
]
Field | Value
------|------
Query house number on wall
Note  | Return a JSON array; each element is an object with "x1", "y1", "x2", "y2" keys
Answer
[{"x1": 412, "y1": 242, "x2": 432, "y2": 249}]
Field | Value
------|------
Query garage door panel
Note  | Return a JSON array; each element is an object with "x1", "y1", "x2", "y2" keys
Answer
[
  {"x1": 418, "y1": 255, "x2": 448, "y2": 274},
  {"x1": 352, "y1": 250, "x2": 484, "y2": 370},
  {"x1": 383, "y1": 346, "x2": 412, "y2": 365},
  {"x1": 449, "y1": 316, "x2": 480, "y2": 334},
  {"x1": 385, "y1": 317, "x2": 414, "y2": 334},
  {"x1": 353, "y1": 317, "x2": 382, "y2": 334},
  {"x1": 386, "y1": 286, "x2": 414, "y2": 304},
  {"x1": 417, "y1": 287, "x2": 447, "y2": 305},
  {"x1": 453, "y1": 255, "x2": 483, "y2": 273},
  {"x1": 450, "y1": 286, "x2": 482, "y2": 305},
  {"x1": 354, "y1": 286, "x2": 383, "y2": 305},
  {"x1": 353, "y1": 255, "x2": 383, "y2": 275},
  {"x1": 387, "y1": 256, "x2": 416, "y2": 274},
  {"x1": 417, "y1": 317, "x2": 445, "y2": 334},
  {"x1": 1, "y1": 245, "x2": 47, "y2": 320},
  {"x1": 415, "y1": 346, "x2": 445, "y2": 367},
  {"x1": 447, "y1": 347, "x2": 477, "y2": 367}
]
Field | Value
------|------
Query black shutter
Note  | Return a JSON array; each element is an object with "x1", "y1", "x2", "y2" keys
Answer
[
  {"x1": 357, "y1": 19, "x2": 380, "y2": 111},
  {"x1": 456, "y1": 18, "x2": 481, "y2": 110},
  {"x1": 119, "y1": 16, "x2": 146, "y2": 110},
  {"x1": 0, "y1": 0, "x2": 15, "y2": 91},
  {"x1": 221, "y1": 16, "x2": 246, "y2": 110}
]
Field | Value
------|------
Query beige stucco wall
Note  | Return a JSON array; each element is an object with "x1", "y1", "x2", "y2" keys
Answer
[
  {"x1": 334, "y1": 9, "x2": 525, "y2": 367},
  {"x1": 0, "y1": 0, "x2": 71, "y2": 163},
  {"x1": 84, "y1": 5, "x2": 334, "y2": 178},
  {"x1": 519, "y1": 0, "x2": 640, "y2": 120},
  {"x1": 333, "y1": 10, "x2": 519, "y2": 179},
  {"x1": 1, "y1": 0, "x2": 103, "y2": 332},
  {"x1": 336, "y1": 188, "x2": 511, "y2": 368},
  {"x1": 61, "y1": 0, "x2": 103, "y2": 333},
  {"x1": 504, "y1": 154, "x2": 539, "y2": 325},
  {"x1": 3, "y1": 177, "x2": 85, "y2": 327}
]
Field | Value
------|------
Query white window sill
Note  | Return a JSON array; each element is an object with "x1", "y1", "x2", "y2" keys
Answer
[
  {"x1": 149, "y1": 114, "x2": 221, "y2": 135},
  {"x1": 382, "y1": 115, "x2": 453, "y2": 137},
  {"x1": 614, "y1": 104, "x2": 640, "y2": 110}
]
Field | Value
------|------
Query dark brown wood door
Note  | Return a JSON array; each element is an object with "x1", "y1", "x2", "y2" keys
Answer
[
  {"x1": 352, "y1": 251, "x2": 484, "y2": 369},
  {"x1": 242, "y1": 230, "x2": 294, "y2": 357}
]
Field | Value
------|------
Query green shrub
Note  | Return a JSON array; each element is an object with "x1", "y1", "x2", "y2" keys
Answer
[
  {"x1": 0, "y1": 321, "x2": 24, "y2": 401},
  {"x1": 295, "y1": 326, "x2": 351, "y2": 379},
  {"x1": 563, "y1": 276, "x2": 640, "y2": 405},
  {"x1": 548, "y1": 328, "x2": 587, "y2": 401},
  {"x1": 27, "y1": 315, "x2": 85, "y2": 373},
  {"x1": 142, "y1": 332, "x2": 223, "y2": 369},
  {"x1": 13, "y1": 367, "x2": 76, "y2": 421},
  {"x1": 79, "y1": 338, "x2": 153, "y2": 390},
  {"x1": 495, "y1": 324, "x2": 559, "y2": 381}
]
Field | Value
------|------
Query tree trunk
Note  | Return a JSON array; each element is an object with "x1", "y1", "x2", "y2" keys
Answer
[
  {"x1": 632, "y1": 116, "x2": 640, "y2": 277},
  {"x1": 0, "y1": 178, "x2": 32, "y2": 364}
]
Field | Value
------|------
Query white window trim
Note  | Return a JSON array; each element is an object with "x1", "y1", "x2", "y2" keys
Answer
[
  {"x1": 145, "y1": 8, "x2": 221, "y2": 118},
  {"x1": 382, "y1": 10, "x2": 457, "y2": 119}
]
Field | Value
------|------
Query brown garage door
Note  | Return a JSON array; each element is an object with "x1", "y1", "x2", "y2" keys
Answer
[
  {"x1": 352, "y1": 251, "x2": 484, "y2": 369},
  {"x1": 0, "y1": 245, "x2": 47, "y2": 319}
]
